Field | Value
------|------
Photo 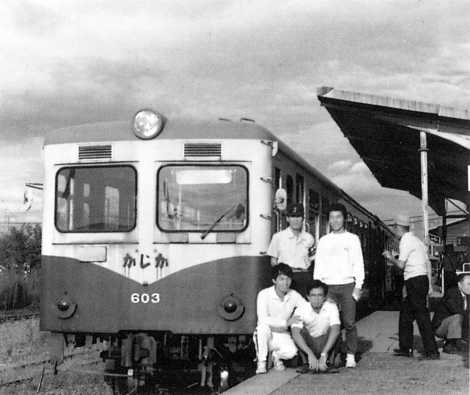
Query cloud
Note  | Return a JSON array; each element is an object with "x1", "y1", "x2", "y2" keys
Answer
[
  {"x1": 328, "y1": 160, "x2": 353, "y2": 173},
  {"x1": 1, "y1": 0, "x2": 469, "y2": 222},
  {"x1": 0, "y1": 137, "x2": 43, "y2": 222}
]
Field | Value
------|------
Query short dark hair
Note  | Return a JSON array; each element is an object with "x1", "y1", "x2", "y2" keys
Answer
[
  {"x1": 327, "y1": 203, "x2": 347, "y2": 220},
  {"x1": 272, "y1": 263, "x2": 293, "y2": 280},
  {"x1": 307, "y1": 280, "x2": 328, "y2": 296},
  {"x1": 457, "y1": 273, "x2": 470, "y2": 283}
]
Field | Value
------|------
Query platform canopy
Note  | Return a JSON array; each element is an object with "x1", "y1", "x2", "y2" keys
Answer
[{"x1": 317, "y1": 87, "x2": 470, "y2": 216}]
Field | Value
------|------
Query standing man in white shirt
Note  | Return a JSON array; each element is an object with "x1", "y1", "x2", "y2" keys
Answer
[
  {"x1": 267, "y1": 203, "x2": 315, "y2": 295},
  {"x1": 291, "y1": 280, "x2": 341, "y2": 373},
  {"x1": 255, "y1": 263, "x2": 306, "y2": 374},
  {"x1": 383, "y1": 214, "x2": 440, "y2": 360},
  {"x1": 313, "y1": 203, "x2": 364, "y2": 368}
]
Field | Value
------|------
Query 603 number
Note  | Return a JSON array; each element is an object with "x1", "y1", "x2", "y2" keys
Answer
[{"x1": 130, "y1": 293, "x2": 160, "y2": 304}]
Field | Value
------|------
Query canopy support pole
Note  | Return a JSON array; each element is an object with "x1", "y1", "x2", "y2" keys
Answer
[
  {"x1": 442, "y1": 207, "x2": 447, "y2": 252},
  {"x1": 420, "y1": 132, "x2": 430, "y2": 246}
]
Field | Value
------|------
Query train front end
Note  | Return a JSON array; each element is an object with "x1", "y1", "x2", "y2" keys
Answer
[{"x1": 40, "y1": 112, "x2": 276, "y2": 387}]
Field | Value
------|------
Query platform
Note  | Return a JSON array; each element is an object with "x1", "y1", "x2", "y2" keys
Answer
[{"x1": 225, "y1": 311, "x2": 469, "y2": 395}]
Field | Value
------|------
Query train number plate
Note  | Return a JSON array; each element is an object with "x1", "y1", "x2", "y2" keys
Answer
[{"x1": 130, "y1": 293, "x2": 160, "y2": 304}]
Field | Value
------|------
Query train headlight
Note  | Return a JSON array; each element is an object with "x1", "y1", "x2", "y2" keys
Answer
[
  {"x1": 223, "y1": 300, "x2": 238, "y2": 314},
  {"x1": 57, "y1": 300, "x2": 70, "y2": 312},
  {"x1": 132, "y1": 109, "x2": 165, "y2": 139},
  {"x1": 55, "y1": 293, "x2": 77, "y2": 319},
  {"x1": 217, "y1": 294, "x2": 245, "y2": 321}
]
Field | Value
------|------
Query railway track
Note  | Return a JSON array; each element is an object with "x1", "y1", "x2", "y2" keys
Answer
[
  {"x1": 0, "y1": 310, "x2": 39, "y2": 324},
  {"x1": 1, "y1": 360, "x2": 229, "y2": 394},
  {"x1": 0, "y1": 348, "x2": 102, "y2": 388}
]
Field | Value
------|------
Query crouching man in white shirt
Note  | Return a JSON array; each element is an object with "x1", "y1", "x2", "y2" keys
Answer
[
  {"x1": 291, "y1": 280, "x2": 341, "y2": 373},
  {"x1": 255, "y1": 263, "x2": 306, "y2": 374}
]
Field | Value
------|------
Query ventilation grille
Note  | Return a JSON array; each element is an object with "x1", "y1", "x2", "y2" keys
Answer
[
  {"x1": 184, "y1": 143, "x2": 221, "y2": 157},
  {"x1": 79, "y1": 145, "x2": 112, "y2": 160}
]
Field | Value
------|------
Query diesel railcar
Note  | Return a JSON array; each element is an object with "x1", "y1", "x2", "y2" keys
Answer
[{"x1": 40, "y1": 110, "x2": 396, "y2": 389}]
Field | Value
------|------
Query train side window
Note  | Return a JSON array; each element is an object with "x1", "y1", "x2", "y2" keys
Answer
[
  {"x1": 285, "y1": 175, "x2": 294, "y2": 206},
  {"x1": 308, "y1": 189, "x2": 320, "y2": 214},
  {"x1": 295, "y1": 173, "x2": 304, "y2": 204},
  {"x1": 320, "y1": 196, "x2": 329, "y2": 236},
  {"x1": 345, "y1": 215, "x2": 349, "y2": 231},
  {"x1": 308, "y1": 189, "x2": 320, "y2": 239},
  {"x1": 55, "y1": 166, "x2": 137, "y2": 233}
]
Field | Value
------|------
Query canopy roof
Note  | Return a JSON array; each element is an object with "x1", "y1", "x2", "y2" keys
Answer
[{"x1": 317, "y1": 87, "x2": 470, "y2": 216}]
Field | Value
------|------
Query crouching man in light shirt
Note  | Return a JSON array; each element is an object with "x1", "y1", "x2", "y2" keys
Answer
[
  {"x1": 255, "y1": 263, "x2": 306, "y2": 374},
  {"x1": 314, "y1": 203, "x2": 364, "y2": 368},
  {"x1": 291, "y1": 280, "x2": 341, "y2": 373}
]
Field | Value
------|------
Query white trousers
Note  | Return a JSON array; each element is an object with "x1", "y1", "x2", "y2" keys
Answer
[{"x1": 255, "y1": 324, "x2": 298, "y2": 362}]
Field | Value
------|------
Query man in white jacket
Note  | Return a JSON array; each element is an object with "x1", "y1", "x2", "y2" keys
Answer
[{"x1": 313, "y1": 203, "x2": 364, "y2": 368}]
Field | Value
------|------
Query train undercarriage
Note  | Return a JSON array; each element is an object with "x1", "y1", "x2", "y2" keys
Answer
[{"x1": 55, "y1": 332, "x2": 256, "y2": 394}]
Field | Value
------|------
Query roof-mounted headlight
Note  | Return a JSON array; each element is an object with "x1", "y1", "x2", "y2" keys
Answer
[{"x1": 133, "y1": 109, "x2": 165, "y2": 139}]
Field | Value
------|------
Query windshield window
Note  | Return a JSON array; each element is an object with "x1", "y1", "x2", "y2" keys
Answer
[
  {"x1": 55, "y1": 166, "x2": 136, "y2": 232},
  {"x1": 157, "y1": 165, "x2": 248, "y2": 232}
]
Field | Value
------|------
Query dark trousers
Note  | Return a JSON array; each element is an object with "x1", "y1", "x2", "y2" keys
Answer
[
  {"x1": 399, "y1": 275, "x2": 438, "y2": 354},
  {"x1": 292, "y1": 270, "x2": 313, "y2": 297},
  {"x1": 328, "y1": 282, "x2": 357, "y2": 354},
  {"x1": 444, "y1": 270, "x2": 458, "y2": 292},
  {"x1": 299, "y1": 328, "x2": 340, "y2": 361}
]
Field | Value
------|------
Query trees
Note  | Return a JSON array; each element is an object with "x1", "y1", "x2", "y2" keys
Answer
[
  {"x1": 0, "y1": 224, "x2": 41, "y2": 272},
  {"x1": 0, "y1": 224, "x2": 41, "y2": 310}
]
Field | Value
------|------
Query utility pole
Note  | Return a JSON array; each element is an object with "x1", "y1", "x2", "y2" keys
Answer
[{"x1": 419, "y1": 131, "x2": 429, "y2": 246}]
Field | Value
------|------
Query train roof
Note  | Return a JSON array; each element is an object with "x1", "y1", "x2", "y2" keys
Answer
[
  {"x1": 45, "y1": 117, "x2": 392, "y2": 232},
  {"x1": 44, "y1": 119, "x2": 274, "y2": 145}
]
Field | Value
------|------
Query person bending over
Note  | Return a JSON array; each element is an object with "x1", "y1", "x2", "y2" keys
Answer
[{"x1": 432, "y1": 272, "x2": 470, "y2": 354}]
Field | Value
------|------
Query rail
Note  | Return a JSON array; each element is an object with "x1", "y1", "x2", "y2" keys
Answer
[{"x1": 0, "y1": 311, "x2": 40, "y2": 324}]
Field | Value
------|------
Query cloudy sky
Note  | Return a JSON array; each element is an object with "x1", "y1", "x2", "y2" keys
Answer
[{"x1": 1, "y1": 0, "x2": 469, "y2": 229}]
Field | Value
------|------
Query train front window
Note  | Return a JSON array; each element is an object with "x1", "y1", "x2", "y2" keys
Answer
[
  {"x1": 55, "y1": 166, "x2": 136, "y2": 232},
  {"x1": 157, "y1": 165, "x2": 248, "y2": 232}
]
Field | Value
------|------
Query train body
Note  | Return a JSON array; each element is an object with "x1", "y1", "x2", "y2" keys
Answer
[{"x1": 40, "y1": 112, "x2": 396, "y2": 386}]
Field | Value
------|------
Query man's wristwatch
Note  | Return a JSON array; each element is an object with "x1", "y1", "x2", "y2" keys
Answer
[{"x1": 320, "y1": 352, "x2": 327, "y2": 357}]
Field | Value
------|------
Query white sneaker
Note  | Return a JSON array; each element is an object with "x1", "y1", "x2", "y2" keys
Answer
[
  {"x1": 255, "y1": 361, "x2": 267, "y2": 374},
  {"x1": 272, "y1": 351, "x2": 285, "y2": 371},
  {"x1": 346, "y1": 354, "x2": 356, "y2": 368}
]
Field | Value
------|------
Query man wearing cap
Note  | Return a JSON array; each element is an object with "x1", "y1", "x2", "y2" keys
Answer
[
  {"x1": 383, "y1": 214, "x2": 440, "y2": 360},
  {"x1": 267, "y1": 203, "x2": 315, "y2": 295}
]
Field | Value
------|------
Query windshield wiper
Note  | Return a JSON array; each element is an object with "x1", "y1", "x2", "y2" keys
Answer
[{"x1": 200, "y1": 203, "x2": 244, "y2": 240}]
